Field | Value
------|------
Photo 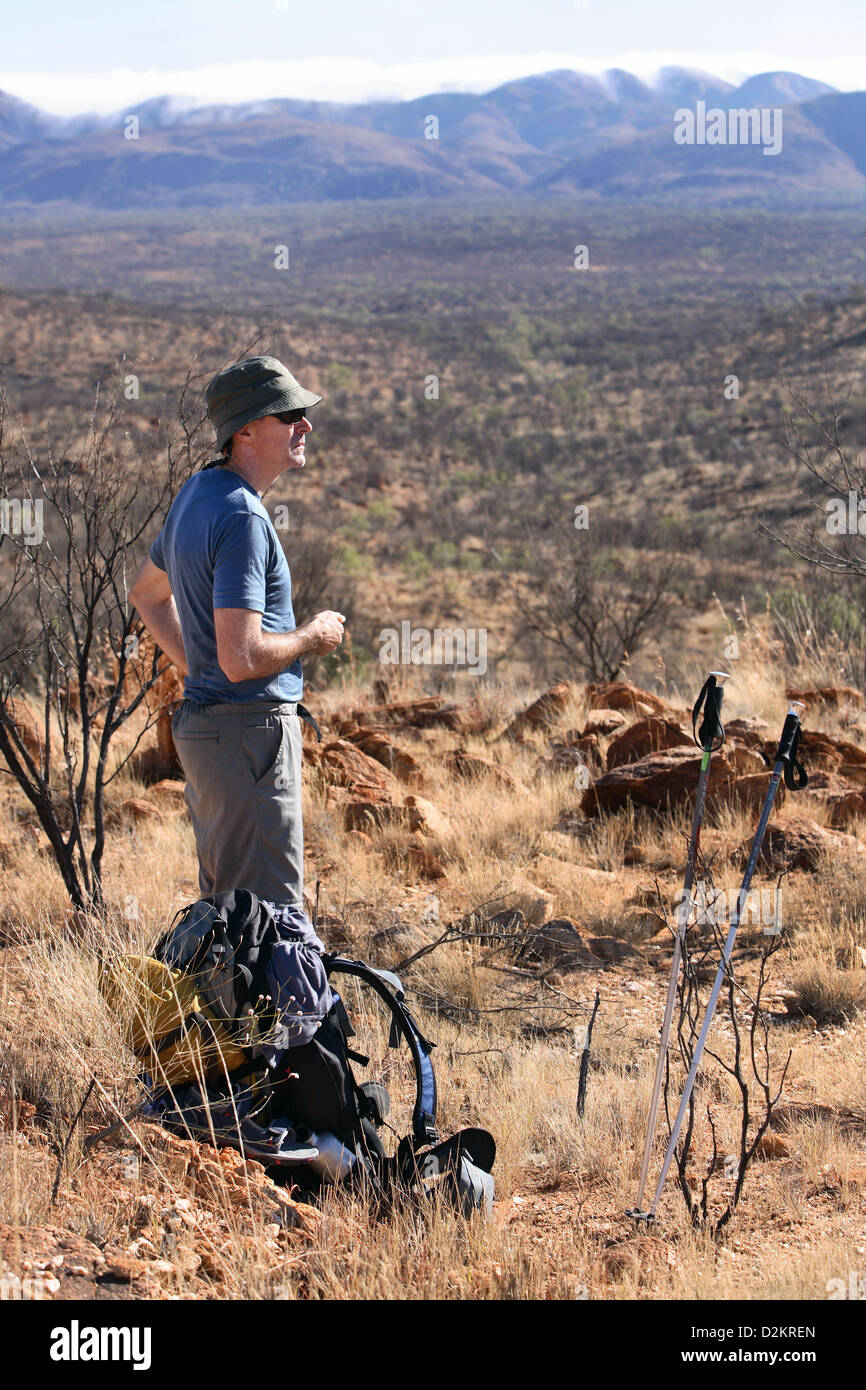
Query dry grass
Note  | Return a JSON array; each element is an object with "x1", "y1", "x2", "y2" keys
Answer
[
  {"x1": 781, "y1": 865, "x2": 866, "y2": 1025},
  {"x1": 2, "y1": 671, "x2": 866, "y2": 1300}
]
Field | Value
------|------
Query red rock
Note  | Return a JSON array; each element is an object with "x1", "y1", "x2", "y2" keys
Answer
[
  {"x1": 727, "y1": 746, "x2": 767, "y2": 775},
  {"x1": 152, "y1": 661, "x2": 185, "y2": 774},
  {"x1": 605, "y1": 717, "x2": 691, "y2": 770},
  {"x1": 503, "y1": 682, "x2": 574, "y2": 739},
  {"x1": 801, "y1": 770, "x2": 853, "y2": 792},
  {"x1": 444, "y1": 749, "x2": 520, "y2": 789},
  {"x1": 406, "y1": 844, "x2": 448, "y2": 880},
  {"x1": 626, "y1": 907, "x2": 668, "y2": 938},
  {"x1": 775, "y1": 730, "x2": 866, "y2": 773},
  {"x1": 826, "y1": 789, "x2": 866, "y2": 828},
  {"x1": 581, "y1": 746, "x2": 737, "y2": 817},
  {"x1": 346, "y1": 729, "x2": 425, "y2": 785},
  {"x1": 748, "y1": 816, "x2": 864, "y2": 872},
  {"x1": 103, "y1": 1252, "x2": 149, "y2": 1280},
  {"x1": 485, "y1": 875, "x2": 555, "y2": 927},
  {"x1": 0, "y1": 1222, "x2": 108, "y2": 1298},
  {"x1": 325, "y1": 783, "x2": 385, "y2": 810},
  {"x1": 586, "y1": 935, "x2": 641, "y2": 965},
  {"x1": 547, "y1": 733, "x2": 601, "y2": 772},
  {"x1": 156, "y1": 712, "x2": 180, "y2": 772},
  {"x1": 832, "y1": 739, "x2": 866, "y2": 765},
  {"x1": 786, "y1": 685, "x2": 864, "y2": 709},
  {"x1": 731, "y1": 772, "x2": 787, "y2": 813},
  {"x1": 756, "y1": 1133, "x2": 791, "y2": 1159},
  {"x1": 121, "y1": 797, "x2": 163, "y2": 823},
  {"x1": 147, "y1": 779, "x2": 187, "y2": 811},
  {"x1": 584, "y1": 681, "x2": 670, "y2": 716},
  {"x1": 307, "y1": 738, "x2": 395, "y2": 801},
  {"x1": 725, "y1": 717, "x2": 769, "y2": 748},
  {"x1": 343, "y1": 802, "x2": 408, "y2": 831},
  {"x1": 351, "y1": 696, "x2": 486, "y2": 733},
  {"x1": 403, "y1": 794, "x2": 451, "y2": 838},
  {"x1": 581, "y1": 708, "x2": 628, "y2": 736},
  {"x1": 518, "y1": 918, "x2": 601, "y2": 969}
]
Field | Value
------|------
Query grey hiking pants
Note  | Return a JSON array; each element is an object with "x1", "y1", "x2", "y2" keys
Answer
[{"x1": 172, "y1": 698, "x2": 308, "y2": 908}]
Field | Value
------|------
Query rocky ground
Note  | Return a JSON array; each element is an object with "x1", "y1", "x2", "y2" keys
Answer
[{"x1": 1, "y1": 670, "x2": 865, "y2": 1300}]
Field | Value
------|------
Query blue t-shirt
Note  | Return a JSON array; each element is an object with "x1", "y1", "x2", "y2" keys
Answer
[{"x1": 149, "y1": 467, "x2": 302, "y2": 704}]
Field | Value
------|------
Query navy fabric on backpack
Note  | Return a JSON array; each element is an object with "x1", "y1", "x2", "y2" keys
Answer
[{"x1": 154, "y1": 890, "x2": 332, "y2": 1061}]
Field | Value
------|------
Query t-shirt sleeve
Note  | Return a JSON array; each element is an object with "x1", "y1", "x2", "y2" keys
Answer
[
  {"x1": 212, "y1": 512, "x2": 270, "y2": 612},
  {"x1": 149, "y1": 530, "x2": 165, "y2": 570}
]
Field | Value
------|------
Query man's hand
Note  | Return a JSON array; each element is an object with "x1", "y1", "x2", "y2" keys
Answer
[
  {"x1": 214, "y1": 607, "x2": 346, "y2": 682},
  {"x1": 302, "y1": 610, "x2": 346, "y2": 655}
]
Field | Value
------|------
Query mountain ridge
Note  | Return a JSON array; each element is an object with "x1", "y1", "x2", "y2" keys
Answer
[{"x1": 0, "y1": 67, "x2": 861, "y2": 208}]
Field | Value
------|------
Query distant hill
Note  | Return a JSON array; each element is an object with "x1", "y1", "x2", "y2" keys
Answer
[
  {"x1": 0, "y1": 90, "x2": 58, "y2": 141},
  {"x1": 730, "y1": 71, "x2": 837, "y2": 106},
  {"x1": 535, "y1": 106, "x2": 866, "y2": 199},
  {"x1": 796, "y1": 91, "x2": 866, "y2": 176},
  {"x1": 651, "y1": 66, "x2": 735, "y2": 108},
  {"x1": 0, "y1": 66, "x2": 863, "y2": 208}
]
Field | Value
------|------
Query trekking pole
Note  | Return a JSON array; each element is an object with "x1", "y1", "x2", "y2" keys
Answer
[
  {"x1": 636, "y1": 700, "x2": 808, "y2": 1222},
  {"x1": 576, "y1": 989, "x2": 601, "y2": 1119},
  {"x1": 627, "y1": 672, "x2": 728, "y2": 1218}
]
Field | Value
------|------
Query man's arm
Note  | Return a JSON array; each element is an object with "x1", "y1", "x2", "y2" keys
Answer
[
  {"x1": 214, "y1": 608, "x2": 345, "y2": 684},
  {"x1": 129, "y1": 557, "x2": 188, "y2": 675}
]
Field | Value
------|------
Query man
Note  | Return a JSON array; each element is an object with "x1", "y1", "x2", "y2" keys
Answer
[{"x1": 130, "y1": 354, "x2": 343, "y2": 970}]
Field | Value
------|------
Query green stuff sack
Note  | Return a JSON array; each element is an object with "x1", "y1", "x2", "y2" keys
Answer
[{"x1": 99, "y1": 955, "x2": 249, "y2": 1088}]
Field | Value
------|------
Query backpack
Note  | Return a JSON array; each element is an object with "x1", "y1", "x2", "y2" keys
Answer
[
  {"x1": 102, "y1": 891, "x2": 495, "y2": 1213},
  {"x1": 100, "y1": 889, "x2": 331, "y2": 1090}
]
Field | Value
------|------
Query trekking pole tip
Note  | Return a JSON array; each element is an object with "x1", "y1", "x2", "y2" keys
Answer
[{"x1": 625, "y1": 1207, "x2": 655, "y2": 1224}]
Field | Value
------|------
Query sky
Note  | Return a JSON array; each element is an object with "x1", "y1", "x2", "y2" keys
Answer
[{"x1": 2, "y1": 0, "x2": 865, "y2": 115}]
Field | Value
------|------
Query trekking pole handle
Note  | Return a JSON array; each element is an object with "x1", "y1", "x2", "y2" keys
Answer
[
  {"x1": 775, "y1": 702, "x2": 808, "y2": 790},
  {"x1": 692, "y1": 671, "x2": 730, "y2": 751}
]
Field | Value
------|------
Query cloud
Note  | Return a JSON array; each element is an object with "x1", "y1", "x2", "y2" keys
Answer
[{"x1": 1, "y1": 50, "x2": 862, "y2": 117}]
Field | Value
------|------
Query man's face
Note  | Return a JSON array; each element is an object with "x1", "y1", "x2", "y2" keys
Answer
[{"x1": 246, "y1": 412, "x2": 312, "y2": 472}]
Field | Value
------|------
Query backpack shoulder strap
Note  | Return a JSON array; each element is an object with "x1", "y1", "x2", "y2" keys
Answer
[{"x1": 324, "y1": 955, "x2": 438, "y2": 1148}]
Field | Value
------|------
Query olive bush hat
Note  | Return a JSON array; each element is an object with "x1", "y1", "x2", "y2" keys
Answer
[{"x1": 206, "y1": 356, "x2": 322, "y2": 451}]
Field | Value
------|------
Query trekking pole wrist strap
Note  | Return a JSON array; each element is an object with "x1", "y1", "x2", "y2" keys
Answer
[
  {"x1": 692, "y1": 674, "x2": 725, "y2": 752},
  {"x1": 776, "y1": 714, "x2": 808, "y2": 790}
]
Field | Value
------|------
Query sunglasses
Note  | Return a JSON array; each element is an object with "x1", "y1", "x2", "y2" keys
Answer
[{"x1": 273, "y1": 408, "x2": 308, "y2": 426}]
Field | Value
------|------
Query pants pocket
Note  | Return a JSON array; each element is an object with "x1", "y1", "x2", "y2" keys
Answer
[
  {"x1": 172, "y1": 730, "x2": 219, "y2": 780},
  {"x1": 241, "y1": 719, "x2": 285, "y2": 788}
]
